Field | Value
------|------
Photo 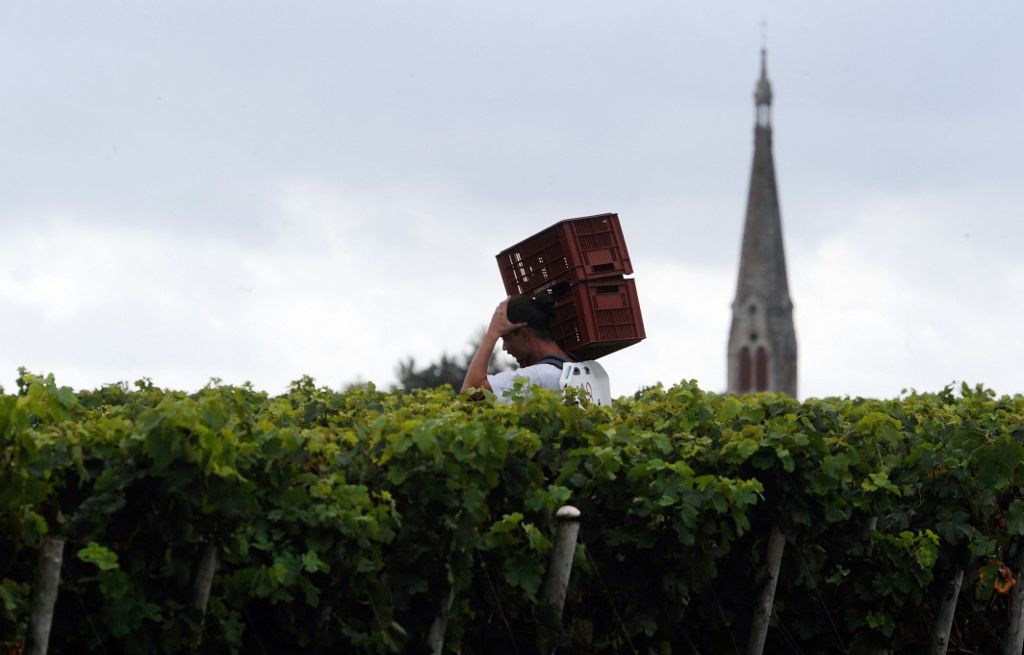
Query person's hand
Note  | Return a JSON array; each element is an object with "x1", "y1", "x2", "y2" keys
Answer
[{"x1": 487, "y1": 298, "x2": 527, "y2": 338}]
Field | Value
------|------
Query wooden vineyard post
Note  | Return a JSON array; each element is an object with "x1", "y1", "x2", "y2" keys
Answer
[
  {"x1": 426, "y1": 572, "x2": 455, "y2": 655},
  {"x1": 541, "y1": 506, "x2": 582, "y2": 619},
  {"x1": 746, "y1": 525, "x2": 786, "y2": 655},
  {"x1": 428, "y1": 535, "x2": 459, "y2": 655},
  {"x1": 538, "y1": 506, "x2": 581, "y2": 655},
  {"x1": 1004, "y1": 545, "x2": 1024, "y2": 655},
  {"x1": 929, "y1": 566, "x2": 964, "y2": 655},
  {"x1": 192, "y1": 543, "x2": 219, "y2": 613},
  {"x1": 865, "y1": 516, "x2": 878, "y2": 541},
  {"x1": 1008, "y1": 586, "x2": 1024, "y2": 655},
  {"x1": 190, "y1": 543, "x2": 219, "y2": 648},
  {"x1": 25, "y1": 536, "x2": 65, "y2": 655}
]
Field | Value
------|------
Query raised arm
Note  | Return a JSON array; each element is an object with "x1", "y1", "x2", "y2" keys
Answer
[{"x1": 460, "y1": 298, "x2": 525, "y2": 393}]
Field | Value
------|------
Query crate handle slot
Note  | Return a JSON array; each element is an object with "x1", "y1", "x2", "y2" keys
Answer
[{"x1": 550, "y1": 282, "x2": 572, "y2": 298}]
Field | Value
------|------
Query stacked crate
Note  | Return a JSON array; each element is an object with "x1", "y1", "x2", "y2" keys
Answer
[{"x1": 495, "y1": 212, "x2": 645, "y2": 360}]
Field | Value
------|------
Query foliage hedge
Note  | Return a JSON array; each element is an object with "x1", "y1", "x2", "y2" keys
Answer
[{"x1": 2, "y1": 372, "x2": 1024, "y2": 653}]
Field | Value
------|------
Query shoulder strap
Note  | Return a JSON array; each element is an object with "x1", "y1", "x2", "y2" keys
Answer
[{"x1": 535, "y1": 355, "x2": 569, "y2": 369}]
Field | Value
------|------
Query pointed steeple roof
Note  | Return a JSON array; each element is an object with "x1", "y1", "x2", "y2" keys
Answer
[
  {"x1": 735, "y1": 48, "x2": 790, "y2": 307},
  {"x1": 754, "y1": 48, "x2": 772, "y2": 108}
]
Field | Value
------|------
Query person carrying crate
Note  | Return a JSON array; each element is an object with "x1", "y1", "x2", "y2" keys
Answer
[{"x1": 460, "y1": 294, "x2": 573, "y2": 400}]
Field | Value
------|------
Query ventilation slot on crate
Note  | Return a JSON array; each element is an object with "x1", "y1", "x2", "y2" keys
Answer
[{"x1": 496, "y1": 213, "x2": 632, "y2": 296}]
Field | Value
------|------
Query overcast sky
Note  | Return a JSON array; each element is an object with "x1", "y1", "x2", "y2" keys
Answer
[{"x1": 2, "y1": 2, "x2": 1022, "y2": 399}]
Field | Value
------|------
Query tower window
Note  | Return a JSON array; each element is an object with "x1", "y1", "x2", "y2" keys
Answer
[
  {"x1": 749, "y1": 332, "x2": 758, "y2": 342},
  {"x1": 755, "y1": 346, "x2": 768, "y2": 391},
  {"x1": 749, "y1": 305, "x2": 757, "y2": 314},
  {"x1": 739, "y1": 346, "x2": 751, "y2": 392}
]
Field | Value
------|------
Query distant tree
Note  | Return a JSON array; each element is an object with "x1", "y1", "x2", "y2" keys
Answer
[{"x1": 395, "y1": 330, "x2": 513, "y2": 392}]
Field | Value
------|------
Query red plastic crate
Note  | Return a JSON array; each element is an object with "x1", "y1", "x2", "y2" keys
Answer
[
  {"x1": 546, "y1": 278, "x2": 645, "y2": 360},
  {"x1": 496, "y1": 213, "x2": 633, "y2": 296}
]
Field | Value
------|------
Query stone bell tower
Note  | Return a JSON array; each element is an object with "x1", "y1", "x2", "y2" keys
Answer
[{"x1": 727, "y1": 49, "x2": 798, "y2": 396}]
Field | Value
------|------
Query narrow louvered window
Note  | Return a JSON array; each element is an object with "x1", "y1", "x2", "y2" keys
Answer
[
  {"x1": 739, "y1": 346, "x2": 752, "y2": 392},
  {"x1": 755, "y1": 346, "x2": 769, "y2": 391}
]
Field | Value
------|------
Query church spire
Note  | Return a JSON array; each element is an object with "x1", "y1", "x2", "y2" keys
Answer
[
  {"x1": 727, "y1": 48, "x2": 798, "y2": 397},
  {"x1": 754, "y1": 48, "x2": 772, "y2": 126}
]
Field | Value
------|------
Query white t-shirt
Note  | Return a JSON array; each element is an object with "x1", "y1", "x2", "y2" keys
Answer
[{"x1": 487, "y1": 362, "x2": 564, "y2": 402}]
